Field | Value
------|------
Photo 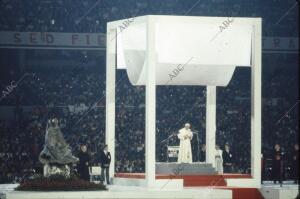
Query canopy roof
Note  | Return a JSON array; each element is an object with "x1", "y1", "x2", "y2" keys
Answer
[{"x1": 114, "y1": 15, "x2": 253, "y2": 86}]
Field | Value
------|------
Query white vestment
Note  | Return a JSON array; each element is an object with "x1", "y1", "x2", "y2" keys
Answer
[
  {"x1": 215, "y1": 149, "x2": 223, "y2": 174},
  {"x1": 177, "y1": 128, "x2": 193, "y2": 163}
]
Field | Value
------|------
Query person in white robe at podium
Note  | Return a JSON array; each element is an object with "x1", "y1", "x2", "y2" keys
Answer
[
  {"x1": 177, "y1": 123, "x2": 193, "y2": 163},
  {"x1": 215, "y1": 144, "x2": 223, "y2": 174}
]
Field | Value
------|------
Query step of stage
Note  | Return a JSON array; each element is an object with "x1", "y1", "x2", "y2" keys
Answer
[
  {"x1": 260, "y1": 184, "x2": 299, "y2": 199},
  {"x1": 182, "y1": 175, "x2": 227, "y2": 186},
  {"x1": 188, "y1": 186, "x2": 264, "y2": 199},
  {"x1": 113, "y1": 174, "x2": 226, "y2": 187},
  {"x1": 218, "y1": 187, "x2": 265, "y2": 199},
  {"x1": 114, "y1": 173, "x2": 252, "y2": 187},
  {"x1": 156, "y1": 162, "x2": 217, "y2": 175},
  {"x1": 177, "y1": 174, "x2": 252, "y2": 187}
]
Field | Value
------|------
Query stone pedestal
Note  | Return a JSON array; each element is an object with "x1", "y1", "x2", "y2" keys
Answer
[{"x1": 43, "y1": 164, "x2": 70, "y2": 177}]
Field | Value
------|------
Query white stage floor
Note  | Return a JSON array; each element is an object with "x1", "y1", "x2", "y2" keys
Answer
[
  {"x1": 1, "y1": 183, "x2": 299, "y2": 199},
  {"x1": 0, "y1": 184, "x2": 232, "y2": 199}
]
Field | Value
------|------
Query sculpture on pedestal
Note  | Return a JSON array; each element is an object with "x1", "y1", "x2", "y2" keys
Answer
[{"x1": 39, "y1": 118, "x2": 78, "y2": 177}]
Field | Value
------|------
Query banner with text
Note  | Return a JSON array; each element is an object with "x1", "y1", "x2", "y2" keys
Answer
[
  {"x1": 0, "y1": 31, "x2": 298, "y2": 52},
  {"x1": 262, "y1": 37, "x2": 298, "y2": 52},
  {"x1": 0, "y1": 31, "x2": 106, "y2": 49}
]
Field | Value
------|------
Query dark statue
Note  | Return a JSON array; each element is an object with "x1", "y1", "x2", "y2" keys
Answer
[{"x1": 39, "y1": 118, "x2": 78, "y2": 177}]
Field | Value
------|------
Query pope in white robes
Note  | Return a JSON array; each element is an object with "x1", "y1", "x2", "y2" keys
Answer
[
  {"x1": 177, "y1": 123, "x2": 193, "y2": 163},
  {"x1": 215, "y1": 145, "x2": 223, "y2": 174}
]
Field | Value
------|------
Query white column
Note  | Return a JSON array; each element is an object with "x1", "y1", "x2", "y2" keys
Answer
[
  {"x1": 205, "y1": 86, "x2": 216, "y2": 167},
  {"x1": 145, "y1": 16, "x2": 156, "y2": 188},
  {"x1": 105, "y1": 27, "x2": 116, "y2": 178},
  {"x1": 251, "y1": 19, "x2": 262, "y2": 187}
]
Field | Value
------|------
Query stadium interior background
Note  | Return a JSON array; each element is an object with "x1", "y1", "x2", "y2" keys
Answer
[{"x1": 0, "y1": 0, "x2": 298, "y2": 183}]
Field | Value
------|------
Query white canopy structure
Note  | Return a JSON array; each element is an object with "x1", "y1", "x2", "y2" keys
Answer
[{"x1": 106, "y1": 15, "x2": 262, "y2": 188}]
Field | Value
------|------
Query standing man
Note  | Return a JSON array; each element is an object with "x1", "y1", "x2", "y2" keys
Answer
[
  {"x1": 100, "y1": 144, "x2": 111, "y2": 185},
  {"x1": 222, "y1": 144, "x2": 234, "y2": 173},
  {"x1": 77, "y1": 144, "x2": 90, "y2": 181},
  {"x1": 272, "y1": 144, "x2": 283, "y2": 185},
  {"x1": 177, "y1": 123, "x2": 193, "y2": 163},
  {"x1": 199, "y1": 144, "x2": 206, "y2": 162},
  {"x1": 291, "y1": 143, "x2": 299, "y2": 184}
]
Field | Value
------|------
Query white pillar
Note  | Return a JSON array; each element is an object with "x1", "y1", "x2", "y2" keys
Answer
[
  {"x1": 205, "y1": 86, "x2": 216, "y2": 167},
  {"x1": 145, "y1": 16, "x2": 156, "y2": 188},
  {"x1": 251, "y1": 19, "x2": 262, "y2": 187},
  {"x1": 105, "y1": 28, "x2": 116, "y2": 178}
]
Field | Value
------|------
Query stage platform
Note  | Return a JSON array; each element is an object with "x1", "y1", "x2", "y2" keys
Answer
[
  {"x1": 1, "y1": 182, "x2": 298, "y2": 199},
  {"x1": 260, "y1": 183, "x2": 299, "y2": 199},
  {"x1": 156, "y1": 162, "x2": 217, "y2": 175},
  {"x1": 114, "y1": 172, "x2": 252, "y2": 186},
  {"x1": 114, "y1": 173, "x2": 300, "y2": 199},
  {"x1": 1, "y1": 184, "x2": 232, "y2": 199}
]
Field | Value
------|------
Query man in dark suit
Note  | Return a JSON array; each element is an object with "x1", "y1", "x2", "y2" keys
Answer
[
  {"x1": 77, "y1": 144, "x2": 90, "y2": 181},
  {"x1": 222, "y1": 144, "x2": 234, "y2": 173},
  {"x1": 100, "y1": 144, "x2": 111, "y2": 185},
  {"x1": 199, "y1": 144, "x2": 206, "y2": 162},
  {"x1": 291, "y1": 143, "x2": 299, "y2": 184},
  {"x1": 272, "y1": 144, "x2": 284, "y2": 186}
]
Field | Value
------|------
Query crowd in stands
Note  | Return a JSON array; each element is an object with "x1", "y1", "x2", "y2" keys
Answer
[{"x1": 0, "y1": 0, "x2": 298, "y2": 36}]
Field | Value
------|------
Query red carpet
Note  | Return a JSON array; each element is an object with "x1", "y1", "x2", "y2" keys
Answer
[
  {"x1": 179, "y1": 175, "x2": 227, "y2": 186},
  {"x1": 219, "y1": 187, "x2": 265, "y2": 199}
]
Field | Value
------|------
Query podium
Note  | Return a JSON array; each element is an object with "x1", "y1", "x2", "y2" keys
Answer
[{"x1": 167, "y1": 146, "x2": 179, "y2": 162}]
